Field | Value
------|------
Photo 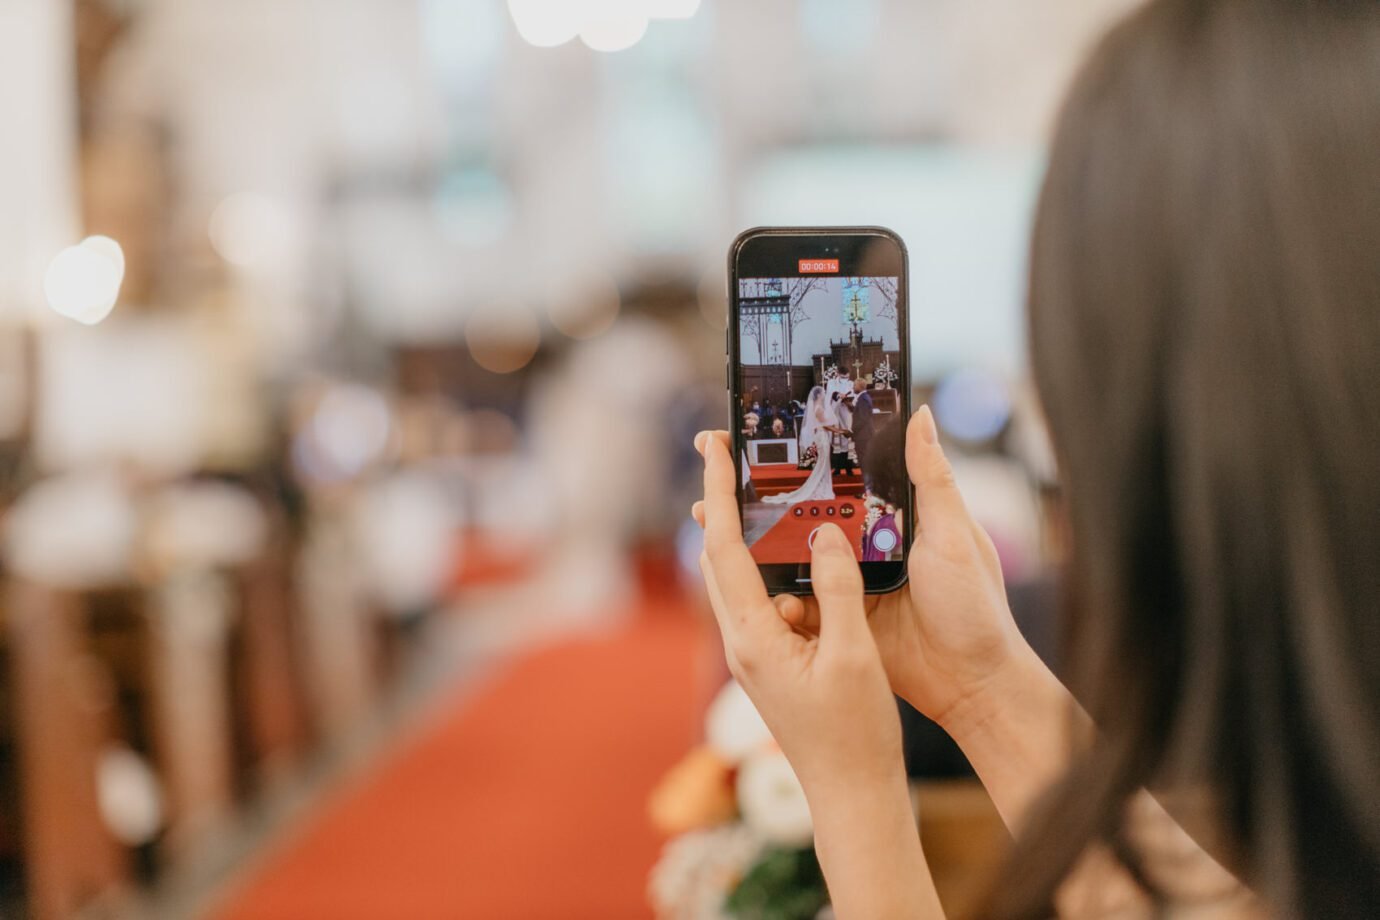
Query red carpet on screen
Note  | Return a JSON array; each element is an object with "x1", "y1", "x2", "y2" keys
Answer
[
  {"x1": 209, "y1": 602, "x2": 706, "y2": 920},
  {"x1": 747, "y1": 498, "x2": 868, "y2": 564}
]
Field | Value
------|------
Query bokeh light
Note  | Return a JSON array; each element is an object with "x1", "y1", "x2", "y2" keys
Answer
[
  {"x1": 293, "y1": 383, "x2": 393, "y2": 485},
  {"x1": 96, "y1": 745, "x2": 164, "y2": 847},
  {"x1": 43, "y1": 236, "x2": 125, "y2": 325},
  {"x1": 932, "y1": 368, "x2": 1013, "y2": 443},
  {"x1": 466, "y1": 302, "x2": 542, "y2": 374},
  {"x1": 546, "y1": 273, "x2": 621, "y2": 340}
]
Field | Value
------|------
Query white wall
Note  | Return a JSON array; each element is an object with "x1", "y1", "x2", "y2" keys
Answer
[{"x1": 0, "y1": 0, "x2": 77, "y2": 324}]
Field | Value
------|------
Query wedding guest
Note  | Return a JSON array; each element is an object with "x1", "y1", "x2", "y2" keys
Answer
[
  {"x1": 769, "y1": 418, "x2": 785, "y2": 439},
  {"x1": 849, "y1": 374, "x2": 876, "y2": 491},
  {"x1": 741, "y1": 412, "x2": 760, "y2": 439},
  {"x1": 693, "y1": 2, "x2": 1380, "y2": 916},
  {"x1": 828, "y1": 392, "x2": 855, "y2": 476}
]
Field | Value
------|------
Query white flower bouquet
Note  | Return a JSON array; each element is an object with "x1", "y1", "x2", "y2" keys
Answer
[{"x1": 647, "y1": 681, "x2": 830, "y2": 920}]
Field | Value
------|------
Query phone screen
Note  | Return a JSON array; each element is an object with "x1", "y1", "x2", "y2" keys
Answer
[{"x1": 729, "y1": 229, "x2": 910, "y2": 594}]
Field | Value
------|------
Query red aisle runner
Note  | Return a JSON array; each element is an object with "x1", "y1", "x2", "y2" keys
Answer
[
  {"x1": 210, "y1": 606, "x2": 704, "y2": 920},
  {"x1": 749, "y1": 463, "x2": 864, "y2": 498}
]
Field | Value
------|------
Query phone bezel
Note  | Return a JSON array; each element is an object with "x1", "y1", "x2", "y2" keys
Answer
[{"x1": 726, "y1": 226, "x2": 911, "y2": 596}]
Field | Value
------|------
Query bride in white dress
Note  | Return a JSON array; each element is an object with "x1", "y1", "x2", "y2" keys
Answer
[{"x1": 762, "y1": 386, "x2": 840, "y2": 505}]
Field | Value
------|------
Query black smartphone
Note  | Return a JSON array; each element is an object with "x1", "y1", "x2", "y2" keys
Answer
[{"x1": 727, "y1": 226, "x2": 911, "y2": 596}]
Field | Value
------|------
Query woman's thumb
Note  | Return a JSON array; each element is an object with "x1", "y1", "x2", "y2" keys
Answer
[
  {"x1": 906, "y1": 405, "x2": 967, "y2": 528},
  {"x1": 808, "y1": 523, "x2": 867, "y2": 642}
]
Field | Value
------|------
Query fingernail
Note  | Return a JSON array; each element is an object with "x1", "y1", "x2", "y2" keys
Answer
[
  {"x1": 919, "y1": 405, "x2": 938, "y2": 444},
  {"x1": 694, "y1": 431, "x2": 708, "y2": 455},
  {"x1": 814, "y1": 523, "x2": 850, "y2": 555}
]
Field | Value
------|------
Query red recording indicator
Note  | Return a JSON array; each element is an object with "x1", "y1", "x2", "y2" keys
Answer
[{"x1": 798, "y1": 258, "x2": 839, "y2": 273}]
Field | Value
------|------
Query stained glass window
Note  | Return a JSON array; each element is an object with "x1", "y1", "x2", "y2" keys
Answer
[{"x1": 842, "y1": 280, "x2": 869, "y2": 323}]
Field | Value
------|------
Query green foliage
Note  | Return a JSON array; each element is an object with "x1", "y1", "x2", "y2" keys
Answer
[{"x1": 724, "y1": 846, "x2": 828, "y2": 920}]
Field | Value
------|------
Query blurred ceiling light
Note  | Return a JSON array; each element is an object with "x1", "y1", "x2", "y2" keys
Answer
[
  {"x1": 697, "y1": 266, "x2": 727, "y2": 331},
  {"x1": 43, "y1": 236, "x2": 125, "y2": 325},
  {"x1": 580, "y1": 10, "x2": 649, "y2": 52},
  {"x1": 508, "y1": 0, "x2": 696, "y2": 50},
  {"x1": 466, "y1": 303, "x2": 541, "y2": 374},
  {"x1": 646, "y1": 0, "x2": 700, "y2": 19},
  {"x1": 547, "y1": 273, "x2": 620, "y2": 339},
  {"x1": 932, "y1": 368, "x2": 1013, "y2": 443},
  {"x1": 506, "y1": 0, "x2": 583, "y2": 47},
  {"x1": 208, "y1": 192, "x2": 293, "y2": 269}
]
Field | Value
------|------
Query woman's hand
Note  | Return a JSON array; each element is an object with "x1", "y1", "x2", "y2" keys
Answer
[
  {"x1": 695, "y1": 430, "x2": 946, "y2": 919},
  {"x1": 706, "y1": 407, "x2": 1071, "y2": 833},
  {"x1": 862, "y1": 405, "x2": 1041, "y2": 732},
  {"x1": 694, "y1": 430, "x2": 905, "y2": 798},
  {"x1": 695, "y1": 409, "x2": 1048, "y2": 742}
]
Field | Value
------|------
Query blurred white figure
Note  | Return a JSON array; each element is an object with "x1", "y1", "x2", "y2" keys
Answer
[{"x1": 529, "y1": 316, "x2": 692, "y2": 620}]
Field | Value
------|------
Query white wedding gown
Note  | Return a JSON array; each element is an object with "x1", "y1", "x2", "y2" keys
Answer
[{"x1": 762, "y1": 423, "x2": 835, "y2": 504}]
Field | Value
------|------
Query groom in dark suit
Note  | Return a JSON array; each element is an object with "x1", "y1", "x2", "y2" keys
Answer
[{"x1": 849, "y1": 374, "x2": 877, "y2": 492}]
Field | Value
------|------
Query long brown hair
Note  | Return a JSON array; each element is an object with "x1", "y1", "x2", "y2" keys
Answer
[{"x1": 998, "y1": 0, "x2": 1380, "y2": 916}]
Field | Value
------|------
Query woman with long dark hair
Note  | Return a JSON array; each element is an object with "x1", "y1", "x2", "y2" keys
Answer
[{"x1": 693, "y1": 1, "x2": 1380, "y2": 916}]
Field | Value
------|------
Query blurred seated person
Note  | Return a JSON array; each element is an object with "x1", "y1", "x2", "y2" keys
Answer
[
  {"x1": 741, "y1": 412, "x2": 761, "y2": 439},
  {"x1": 768, "y1": 417, "x2": 786, "y2": 439}
]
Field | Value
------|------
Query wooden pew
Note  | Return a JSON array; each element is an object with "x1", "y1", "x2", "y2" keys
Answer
[{"x1": 6, "y1": 578, "x2": 128, "y2": 920}]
